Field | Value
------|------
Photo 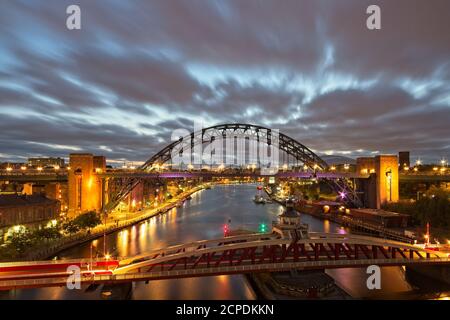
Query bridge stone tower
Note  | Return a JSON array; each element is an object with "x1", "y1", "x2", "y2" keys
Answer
[
  {"x1": 356, "y1": 155, "x2": 399, "y2": 209},
  {"x1": 273, "y1": 200, "x2": 309, "y2": 240},
  {"x1": 375, "y1": 155, "x2": 399, "y2": 208},
  {"x1": 68, "y1": 153, "x2": 105, "y2": 217}
]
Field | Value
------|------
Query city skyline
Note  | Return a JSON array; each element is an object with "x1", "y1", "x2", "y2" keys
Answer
[{"x1": 1, "y1": 0, "x2": 450, "y2": 164}]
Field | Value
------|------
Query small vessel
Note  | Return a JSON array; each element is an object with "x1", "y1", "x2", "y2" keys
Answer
[{"x1": 253, "y1": 195, "x2": 266, "y2": 204}]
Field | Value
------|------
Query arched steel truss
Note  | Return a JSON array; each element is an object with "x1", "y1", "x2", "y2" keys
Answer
[
  {"x1": 142, "y1": 123, "x2": 328, "y2": 170},
  {"x1": 104, "y1": 124, "x2": 362, "y2": 212}
]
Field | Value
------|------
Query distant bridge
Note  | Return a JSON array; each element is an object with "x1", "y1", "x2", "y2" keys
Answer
[
  {"x1": 2, "y1": 169, "x2": 449, "y2": 182},
  {"x1": 105, "y1": 123, "x2": 363, "y2": 210},
  {"x1": 1, "y1": 232, "x2": 448, "y2": 291}
]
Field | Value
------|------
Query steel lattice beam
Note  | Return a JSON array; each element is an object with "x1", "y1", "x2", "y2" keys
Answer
[{"x1": 104, "y1": 123, "x2": 362, "y2": 211}]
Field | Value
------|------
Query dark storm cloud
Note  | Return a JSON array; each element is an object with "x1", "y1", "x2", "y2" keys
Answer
[
  {"x1": 0, "y1": 0, "x2": 449, "y2": 163},
  {"x1": 0, "y1": 113, "x2": 164, "y2": 161}
]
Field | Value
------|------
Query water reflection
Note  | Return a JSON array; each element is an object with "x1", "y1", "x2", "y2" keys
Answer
[{"x1": 2, "y1": 184, "x2": 448, "y2": 300}]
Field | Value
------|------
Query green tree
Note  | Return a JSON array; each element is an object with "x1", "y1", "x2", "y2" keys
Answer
[
  {"x1": 73, "y1": 211, "x2": 102, "y2": 231},
  {"x1": 33, "y1": 226, "x2": 62, "y2": 241},
  {"x1": 62, "y1": 220, "x2": 80, "y2": 234},
  {"x1": 383, "y1": 186, "x2": 450, "y2": 228},
  {"x1": 6, "y1": 230, "x2": 33, "y2": 254}
]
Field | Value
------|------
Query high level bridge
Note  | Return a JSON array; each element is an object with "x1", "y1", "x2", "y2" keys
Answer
[{"x1": 1, "y1": 123, "x2": 449, "y2": 216}]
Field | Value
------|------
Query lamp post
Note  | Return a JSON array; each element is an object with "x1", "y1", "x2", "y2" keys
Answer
[
  {"x1": 385, "y1": 169, "x2": 392, "y2": 202},
  {"x1": 103, "y1": 210, "x2": 107, "y2": 257}
]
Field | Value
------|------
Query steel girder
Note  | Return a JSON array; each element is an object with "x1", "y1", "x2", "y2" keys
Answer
[
  {"x1": 103, "y1": 123, "x2": 362, "y2": 212},
  {"x1": 141, "y1": 123, "x2": 328, "y2": 170}
]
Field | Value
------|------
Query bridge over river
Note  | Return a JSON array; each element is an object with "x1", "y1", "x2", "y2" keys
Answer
[{"x1": 1, "y1": 185, "x2": 449, "y2": 299}]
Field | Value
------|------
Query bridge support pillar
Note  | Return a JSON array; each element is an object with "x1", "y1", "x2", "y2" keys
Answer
[
  {"x1": 405, "y1": 265, "x2": 450, "y2": 286},
  {"x1": 357, "y1": 155, "x2": 399, "y2": 209},
  {"x1": 101, "y1": 282, "x2": 133, "y2": 300},
  {"x1": 22, "y1": 183, "x2": 33, "y2": 195},
  {"x1": 67, "y1": 153, "x2": 105, "y2": 217},
  {"x1": 128, "y1": 181, "x2": 144, "y2": 212},
  {"x1": 375, "y1": 155, "x2": 399, "y2": 209}
]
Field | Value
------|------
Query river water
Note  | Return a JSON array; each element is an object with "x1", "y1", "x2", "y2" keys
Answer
[{"x1": 2, "y1": 184, "x2": 449, "y2": 300}]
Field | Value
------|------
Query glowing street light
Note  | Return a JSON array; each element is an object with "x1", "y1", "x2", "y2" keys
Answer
[
  {"x1": 6, "y1": 167, "x2": 12, "y2": 172},
  {"x1": 20, "y1": 166, "x2": 27, "y2": 171},
  {"x1": 415, "y1": 159, "x2": 422, "y2": 166},
  {"x1": 37, "y1": 167, "x2": 43, "y2": 171}
]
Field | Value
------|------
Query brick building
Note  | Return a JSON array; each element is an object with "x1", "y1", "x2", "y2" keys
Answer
[{"x1": 0, "y1": 194, "x2": 61, "y2": 229}]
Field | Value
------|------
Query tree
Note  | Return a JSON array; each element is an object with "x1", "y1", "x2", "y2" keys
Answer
[
  {"x1": 383, "y1": 186, "x2": 450, "y2": 228},
  {"x1": 6, "y1": 230, "x2": 33, "y2": 254},
  {"x1": 62, "y1": 220, "x2": 80, "y2": 234},
  {"x1": 33, "y1": 226, "x2": 62, "y2": 241},
  {"x1": 73, "y1": 211, "x2": 102, "y2": 231}
]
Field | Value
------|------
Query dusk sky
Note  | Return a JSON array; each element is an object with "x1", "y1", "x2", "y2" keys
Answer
[{"x1": 1, "y1": 0, "x2": 450, "y2": 165}]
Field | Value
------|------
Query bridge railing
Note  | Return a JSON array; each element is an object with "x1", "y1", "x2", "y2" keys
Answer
[{"x1": 3, "y1": 256, "x2": 450, "y2": 290}]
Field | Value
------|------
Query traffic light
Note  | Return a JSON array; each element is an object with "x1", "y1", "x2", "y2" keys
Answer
[{"x1": 223, "y1": 224, "x2": 229, "y2": 236}]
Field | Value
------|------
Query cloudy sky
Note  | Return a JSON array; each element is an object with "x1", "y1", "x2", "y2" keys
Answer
[{"x1": 1, "y1": 0, "x2": 449, "y2": 165}]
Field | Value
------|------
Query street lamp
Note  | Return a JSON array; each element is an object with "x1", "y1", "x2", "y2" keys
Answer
[{"x1": 385, "y1": 169, "x2": 392, "y2": 202}]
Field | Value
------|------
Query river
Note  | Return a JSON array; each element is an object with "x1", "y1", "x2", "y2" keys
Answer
[{"x1": 2, "y1": 184, "x2": 449, "y2": 300}]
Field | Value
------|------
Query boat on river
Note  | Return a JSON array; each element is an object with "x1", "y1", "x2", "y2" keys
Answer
[{"x1": 253, "y1": 195, "x2": 266, "y2": 204}]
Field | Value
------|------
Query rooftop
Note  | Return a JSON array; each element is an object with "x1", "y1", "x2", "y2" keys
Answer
[
  {"x1": 351, "y1": 208, "x2": 409, "y2": 218},
  {"x1": 0, "y1": 194, "x2": 58, "y2": 208}
]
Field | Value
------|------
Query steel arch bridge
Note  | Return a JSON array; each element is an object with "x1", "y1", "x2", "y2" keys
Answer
[
  {"x1": 104, "y1": 123, "x2": 362, "y2": 212},
  {"x1": 142, "y1": 123, "x2": 328, "y2": 170}
]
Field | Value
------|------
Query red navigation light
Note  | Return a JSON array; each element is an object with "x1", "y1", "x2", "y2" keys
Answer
[
  {"x1": 257, "y1": 186, "x2": 263, "y2": 190},
  {"x1": 223, "y1": 224, "x2": 229, "y2": 235}
]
